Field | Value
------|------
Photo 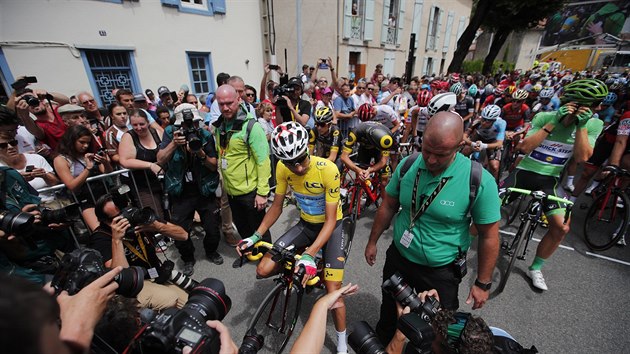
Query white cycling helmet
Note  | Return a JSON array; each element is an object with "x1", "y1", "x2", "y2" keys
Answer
[
  {"x1": 271, "y1": 122, "x2": 309, "y2": 161},
  {"x1": 512, "y1": 89, "x2": 529, "y2": 101},
  {"x1": 427, "y1": 92, "x2": 457, "y2": 117},
  {"x1": 481, "y1": 105, "x2": 501, "y2": 120},
  {"x1": 539, "y1": 87, "x2": 554, "y2": 99}
]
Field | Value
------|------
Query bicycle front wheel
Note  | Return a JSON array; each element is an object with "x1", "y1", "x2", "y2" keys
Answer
[
  {"x1": 584, "y1": 190, "x2": 630, "y2": 251},
  {"x1": 245, "y1": 282, "x2": 303, "y2": 354},
  {"x1": 497, "y1": 219, "x2": 531, "y2": 293}
]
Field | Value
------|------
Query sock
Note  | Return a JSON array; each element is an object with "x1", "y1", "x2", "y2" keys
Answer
[
  {"x1": 566, "y1": 176, "x2": 574, "y2": 186},
  {"x1": 336, "y1": 330, "x2": 348, "y2": 353},
  {"x1": 529, "y1": 256, "x2": 546, "y2": 271}
]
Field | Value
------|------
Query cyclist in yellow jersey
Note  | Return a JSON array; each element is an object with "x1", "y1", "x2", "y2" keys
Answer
[{"x1": 236, "y1": 122, "x2": 350, "y2": 354}]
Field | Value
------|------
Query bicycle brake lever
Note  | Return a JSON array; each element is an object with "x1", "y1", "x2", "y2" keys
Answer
[
  {"x1": 563, "y1": 204, "x2": 573, "y2": 225},
  {"x1": 293, "y1": 264, "x2": 306, "y2": 290}
]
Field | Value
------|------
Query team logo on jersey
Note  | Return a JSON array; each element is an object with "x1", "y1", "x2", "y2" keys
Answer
[
  {"x1": 333, "y1": 130, "x2": 340, "y2": 136},
  {"x1": 316, "y1": 161, "x2": 327, "y2": 167},
  {"x1": 305, "y1": 181, "x2": 324, "y2": 190},
  {"x1": 546, "y1": 156, "x2": 553, "y2": 162},
  {"x1": 337, "y1": 256, "x2": 345, "y2": 262},
  {"x1": 440, "y1": 200, "x2": 455, "y2": 207},
  {"x1": 329, "y1": 187, "x2": 339, "y2": 195}
]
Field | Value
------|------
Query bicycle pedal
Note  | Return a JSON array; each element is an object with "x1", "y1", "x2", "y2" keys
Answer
[{"x1": 501, "y1": 241, "x2": 509, "y2": 249}]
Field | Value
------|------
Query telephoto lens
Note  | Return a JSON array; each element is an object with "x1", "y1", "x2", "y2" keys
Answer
[
  {"x1": 348, "y1": 321, "x2": 387, "y2": 354},
  {"x1": 239, "y1": 329, "x2": 264, "y2": 354},
  {"x1": 382, "y1": 272, "x2": 423, "y2": 312}
]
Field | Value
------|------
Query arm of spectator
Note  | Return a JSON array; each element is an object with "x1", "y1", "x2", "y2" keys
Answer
[
  {"x1": 118, "y1": 133, "x2": 161, "y2": 174},
  {"x1": 282, "y1": 96, "x2": 309, "y2": 126},
  {"x1": 58, "y1": 266, "x2": 122, "y2": 352},
  {"x1": 467, "y1": 222, "x2": 499, "y2": 310},
  {"x1": 183, "y1": 320, "x2": 238, "y2": 354},
  {"x1": 290, "y1": 283, "x2": 358, "y2": 354},
  {"x1": 260, "y1": 64, "x2": 271, "y2": 101},
  {"x1": 14, "y1": 98, "x2": 46, "y2": 141},
  {"x1": 110, "y1": 215, "x2": 131, "y2": 268},
  {"x1": 32, "y1": 89, "x2": 69, "y2": 105},
  {"x1": 250, "y1": 123, "x2": 272, "y2": 199},
  {"x1": 366, "y1": 190, "x2": 400, "y2": 266},
  {"x1": 328, "y1": 57, "x2": 338, "y2": 91},
  {"x1": 53, "y1": 155, "x2": 93, "y2": 192},
  {"x1": 157, "y1": 129, "x2": 186, "y2": 166}
]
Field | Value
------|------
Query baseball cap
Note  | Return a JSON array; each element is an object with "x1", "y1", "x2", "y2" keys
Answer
[
  {"x1": 322, "y1": 87, "x2": 333, "y2": 95},
  {"x1": 133, "y1": 93, "x2": 147, "y2": 102},
  {"x1": 145, "y1": 89, "x2": 154, "y2": 96},
  {"x1": 287, "y1": 77, "x2": 303, "y2": 90},
  {"x1": 173, "y1": 103, "x2": 203, "y2": 126},
  {"x1": 157, "y1": 86, "x2": 170, "y2": 97},
  {"x1": 57, "y1": 104, "x2": 85, "y2": 115}
]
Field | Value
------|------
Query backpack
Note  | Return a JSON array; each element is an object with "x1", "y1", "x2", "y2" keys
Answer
[{"x1": 399, "y1": 153, "x2": 482, "y2": 216}]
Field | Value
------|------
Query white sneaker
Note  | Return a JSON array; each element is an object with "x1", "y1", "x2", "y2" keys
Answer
[
  {"x1": 527, "y1": 269, "x2": 548, "y2": 291},
  {"x1": 616, "y1": 233, "x2": 627, "y2": 246},
  {"x1": 564, "y1": 184, "x2": 574, "y2": 192},
  {"x1": 585, "y1": 183, "x2": 597, "y2": 195}
]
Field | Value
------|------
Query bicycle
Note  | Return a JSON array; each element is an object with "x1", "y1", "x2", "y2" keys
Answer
[
  {"x1": 583, "y1": 165, "x2": 630, "y2": 251},
  {"x1": 342, "y1": 167, "x2": 382, "y2": 220},
  {"x1": 239, "y1": 241, "x2": 322, "y2": 354},
  {"x1": 496, "y1": 188, "x2": 573, "y2": 294}
]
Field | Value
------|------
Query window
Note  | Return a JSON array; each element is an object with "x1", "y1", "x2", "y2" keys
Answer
[
  {"x1": 426, "y1": 57, "x2": 434, "y2": 76},
  {"x1": 381, "y1": 0, "x2": 404, "y2": 45},
  {"x1": 82, "y1": 50, "x2": 140, "y2": 106},
  {"x1": 187, "y1": 53, "x2": 214, "y2": 94},
  {"x1": 426, "y1": 6, "x2": 442, "y2": 50},
  {"x1": 344, "y1": 0, "x2": 375, "y2": 41},
  {"x1": 160, "y1": 0, "x2": 225, "y2": 15},
  {"x1": 351, "y1": 0, "x2": 364, "y2": 39},
  {"x1": 180, "y1": 0, "x2": 205, "y2": 9}
]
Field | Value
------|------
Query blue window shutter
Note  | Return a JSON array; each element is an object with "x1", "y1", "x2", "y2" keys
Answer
[
  {"x1": 442, "y1": 11, "x2": 454, "y2": 53},
  {"x1": 396, "y1": 0, "x2": 406, "y2": 46},
  {"x1": 160, "y1": 0, "x2": 178, "y2": 7},
  {"x1": 381, "y1": 0, "x2": 391, "y2": 44},
  {"x1": 343, "y1": 0, "x2": 353, "y2": 39},
  {"x1": 211, "y1": 0, "x2": 226, "y2": 14},
  {"x1": 425, "y1": 6, "x2": 435, "y2": 51}
]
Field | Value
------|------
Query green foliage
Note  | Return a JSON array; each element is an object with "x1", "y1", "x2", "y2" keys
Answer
[
  {"x1": 462, "y1": 60, "x2": 514, "y2": 74},
  {"x1": 483, "y1": 0, "x2": 565, "y2": 32}
]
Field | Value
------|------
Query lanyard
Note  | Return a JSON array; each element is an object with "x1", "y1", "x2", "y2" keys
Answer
[
  {"x1": 123, "y1": 233, "x2": 150, "y2": 266},
  {"x1": 409, "y1": 168, "x2": 450, "y2": 229}
]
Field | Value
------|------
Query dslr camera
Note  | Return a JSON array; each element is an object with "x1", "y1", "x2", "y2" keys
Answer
[
  {"x1": 176, "y1": 109, "x2": 203, "y2": 152},
  {"x1": 272, "y1": 84, "x2": 295, "y2": 106},
  {"x1": 51, "y1": 248, "x2": 144, "y2": 297},
  {"x1": 125, "y1": 278, "x2": 232, "y2": 354},
  {"x1": 349, "y1": 272, "x2": 441, "y2": 354},
  {"x1": 111, "y1": 184, "x2": 158, "y2": 235}
]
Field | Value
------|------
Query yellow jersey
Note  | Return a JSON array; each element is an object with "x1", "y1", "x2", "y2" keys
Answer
[{"x1": 275, "y1": 156, "x2": 343, "y2": 223}]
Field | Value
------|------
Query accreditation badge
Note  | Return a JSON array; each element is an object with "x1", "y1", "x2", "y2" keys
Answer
[{"x1": 400, "y1": 229, "x2": 414, "y2": 248}]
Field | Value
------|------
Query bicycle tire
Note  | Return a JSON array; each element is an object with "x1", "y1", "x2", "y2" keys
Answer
[
  {"x1": 584, "y1": 190, "x2": 630, "y2": 251},
  {"x1": 497, "y1": 219, "x2": 531, "y2": 293},
  {"x1": 246, "y1": 282, "x2": 303, "y2": 354},
  {"x1": 507, "y1": 195, "x2": 524, "y2": 226},
  {"x1": 353, "y1": 185, "x2": 363, "y2": 220},
  {"x1": 343, "y1": 215, "x2": 356, "y2": 259}
]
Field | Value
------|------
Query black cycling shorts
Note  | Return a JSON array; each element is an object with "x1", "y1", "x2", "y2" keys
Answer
[
  {"x1": 499, "y1": 169, "x2": 569, "y2": 216},
  {"x1": 586, "y1": 138, "x2": 614, "y2": 167},
  {"x1": 270, "y1": 219, "x2": 345, "y2": 282},
  {"x1": 487, "y1": 148, "x2": 502, "y2": 161}
]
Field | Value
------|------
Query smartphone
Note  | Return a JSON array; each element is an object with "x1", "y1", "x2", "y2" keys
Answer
[
  {"x1": 170, "y1": 91, "x2": 178, "y2": 102},
  {"x1": 268, "y1": 64, "x2": 280, "y2": 70},
  {"x1": 25, "y1": 165, "x2": 34, "y2": 172},
  {"x1": 318, "y1": 60, "x2": 329, "y2": 70}
]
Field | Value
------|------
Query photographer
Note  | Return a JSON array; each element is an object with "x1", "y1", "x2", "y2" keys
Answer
[
  {"x1": 90, "y1": 193, "x2": 189, "y2": 310},
  {"x1": 157, "y1": 103, "x2": 222, "y2": 276},
  {"x1": 274, "y1": 77, "x2": 312, "y2": 126},
  {"x1": 0, "y1": 267, "x2": 123, "y2": 354}
]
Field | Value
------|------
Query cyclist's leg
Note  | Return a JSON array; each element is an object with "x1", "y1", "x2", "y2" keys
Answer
[
  {"x1": 322, "y1": 220, "x2": 348, "y2": 352},
  {"x1": 256, "y1": 220, "x2": 313, "y2": 278},
  {"x1": 529, "y1": 176, "x2": 570, "y2": 289},
  {"x1": 487, "y1": 147, "x2": 501, "y2": 181}
]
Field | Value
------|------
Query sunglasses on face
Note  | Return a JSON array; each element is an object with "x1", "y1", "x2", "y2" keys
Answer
[
  {"x1": 316, "y1": 122, "x2": 330, "y2": 127},
  {"x1": 319, "y1": 80, "x2": 328, "y2": 83},
  {"x1": 0, "y1": 140, "x2": 19, "y2": 149},
  {"x1": 81, "y1": 99, "x2": 95, "y2": 105},
  {"x1": 357, "y1": 87, "x2": 366, "y2": 90},
  {"x1": 368, "y1": 88, "x2": 376, "y2": 91},
  {"x1": 284, "y1": 153, "x2": 308, "y2": 167},
  {"x1": 246, "y1": 93, "x2": 255, "y2": 97},
  {"x1": 482, "y1": 118, "x2": 494, "y2": 122}
]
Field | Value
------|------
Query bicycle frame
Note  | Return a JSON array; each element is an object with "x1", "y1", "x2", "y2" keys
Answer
[
  {"x1": 347, "y1": 173, "x2": 381, "y2": 218},
  {"x1": 592, "y1": 168, "x2": 627, "y2": 222}
]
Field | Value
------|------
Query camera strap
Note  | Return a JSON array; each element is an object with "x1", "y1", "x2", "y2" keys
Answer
[
  {"x1": 410, "y1": 169, "x2": 450, "y2": 229},
  {"x1": 123, "y1": 233, "x2": 150, "y2": 266}
]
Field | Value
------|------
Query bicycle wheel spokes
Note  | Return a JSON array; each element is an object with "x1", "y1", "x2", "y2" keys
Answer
[
  {"x1": 497, "y1": 219, "x2": 530, "y2": 293},
  {"x1": 584, "y1": 190, "x2": 630, "y2": 251},
  {"x1": 247, "y1": 283, "x2": 303, "y2": 353}
]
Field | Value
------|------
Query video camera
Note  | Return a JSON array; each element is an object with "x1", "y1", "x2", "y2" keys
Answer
[
  {"x1": 125, "y1": 278, "x2": 231, "y2": 354},
  {"x1": 176, "y1": 109, "x2": 203, "y2": 152},
  {"x1": 272, "y1": 84, "x2": 295, "y2": 106},
  {"x1": 51, "y1": 248, "x2": 144, "y2": 297},
  {"x1": 349, "y1": 272, "x2": 440, "y2": 354}
]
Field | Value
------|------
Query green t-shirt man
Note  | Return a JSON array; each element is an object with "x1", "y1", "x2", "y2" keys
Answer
[{"x1": 386, "y1": 153, "x2": 501, "y2": 267}]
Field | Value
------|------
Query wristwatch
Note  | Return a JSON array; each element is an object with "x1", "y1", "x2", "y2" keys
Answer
[{"x1": 474, "y1": 279, "x2": 492, "y2": 290}]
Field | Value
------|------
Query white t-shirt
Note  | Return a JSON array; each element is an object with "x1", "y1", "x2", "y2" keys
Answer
[
  {"x1": 352, "y1": 93, "x2": 368, "y2": 109},
  {"x1": 17, "y1": 125, "x2": 37, "y2": 153},
  {"x1": 0, "y1": 153, "x2": 56, "y2": 201}
]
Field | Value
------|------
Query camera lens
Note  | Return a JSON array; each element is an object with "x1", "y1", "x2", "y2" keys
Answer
[
  {"x1": 239, "y1": 329, "x2": 264, "y2": 354},
  {"x1": 40, "y1": 203, "x2": 82, "y2": 225},
  {"x1": 183, "y1": 278, "x2": 232, "y2": 323},
  {"x1": 24, "y1": 95, "x2": 40, "y2": 107},
  {"x1": 186, "y1": 133, "x2": 202, "y2": 152},
  {"x1": 0, "y1": 210, "x2": 35, "y2": 235},
  {"x1": 348, "y1": 321, "x2": 386, "y2": 354},
  {"x1": 114, "y1": 266, "x2": 145, "y2": 297},
  {"x1": 382, "y1": 273, "x2": 422, "y2": 312},
  {"x1": 121, "y1": 207, "x2": 156, "y2": 227}
]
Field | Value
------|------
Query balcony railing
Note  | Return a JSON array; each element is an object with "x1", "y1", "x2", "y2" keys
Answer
[
  {"x1": 351, "y1": 15, "x2": 362, "y2": 40},
  {"x1": 384, "y1": 25, "x2": 397, "y2": 45}
]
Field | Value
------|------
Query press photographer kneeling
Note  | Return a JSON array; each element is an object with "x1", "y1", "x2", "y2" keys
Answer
[
  {"x1": 349, "y1": 273, "x2": 537, "y2": 354},
  {"x1": 89, "y1": 186, "x2": 190, "y2": 310}
]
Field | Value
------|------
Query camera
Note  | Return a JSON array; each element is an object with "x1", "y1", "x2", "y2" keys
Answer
[
  {"x1": 156, "y1": 260, "x2": 199, "y2": 292},
  {"x1": 21, "y1": 94, "x2": 41, "y2": 107},
  {"x1": 348, "y1": 321, "x2": 387, "y2": 354},
  {"x1": 238, "y1": 329, "x2": 265, "y2": 354},
  {"x1": 177, "y1": 109, "x2": 203, "y2": 152},
  {"x1": 51, "y1": 248, "x2": 144, "y2": 297},
  {"x1": 382, "y1": 272, "x2": 440, "y2": 322},
  {"x1": 126, "y1": 278, "x2": 232, "y2": 354},
  {"x1": 120, "y1": 206, "x2": 157, "y2": 228},
  {"x1": 0, "y1": 209, "x2": 35, "y2": 236},
  {"x1": 272, "y1": 84, "x2": 295, "y2": 106},
  {"x1": 40, "y1": 203, "x2": 82, "y2": 225}
]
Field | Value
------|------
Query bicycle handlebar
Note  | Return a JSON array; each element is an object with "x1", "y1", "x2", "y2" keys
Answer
[
  {"x1": 241, "y1": 241, "x2": 320, "y2": 286},
  {"x1": 505, "y1": 187, "x2": 574, "y2": 225}
]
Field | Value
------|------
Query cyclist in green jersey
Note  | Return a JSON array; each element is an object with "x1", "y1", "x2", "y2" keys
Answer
[{"x1": 500, "y1": 79, "x2": 607, "y2": 291}]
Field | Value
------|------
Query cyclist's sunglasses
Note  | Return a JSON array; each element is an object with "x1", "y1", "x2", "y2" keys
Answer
[
  {"x1": 316, "y1": 122, "x2": 330, "y2": 127},
  {"x1": 0, "y1": 140, "x2": 19, "y2": 149},
  {"x1": 284, "y1": 153, "x2": 308, "y2": 167}
]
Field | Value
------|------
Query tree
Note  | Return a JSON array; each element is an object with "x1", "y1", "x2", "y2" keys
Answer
[
  {"x1": 481, "y1": 0, "x2": 565, "y2": 75},
  {"x1": 447, "y1": 0, "x2": 493, "y2": 74}
]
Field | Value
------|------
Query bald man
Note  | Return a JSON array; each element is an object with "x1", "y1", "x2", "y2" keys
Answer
[
  {"x1": 366, "y1": 111, "x2": 500, "y2": 344},
  {"x1": 213, "y1": 85, "x2": 272, "y2": 265}
]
